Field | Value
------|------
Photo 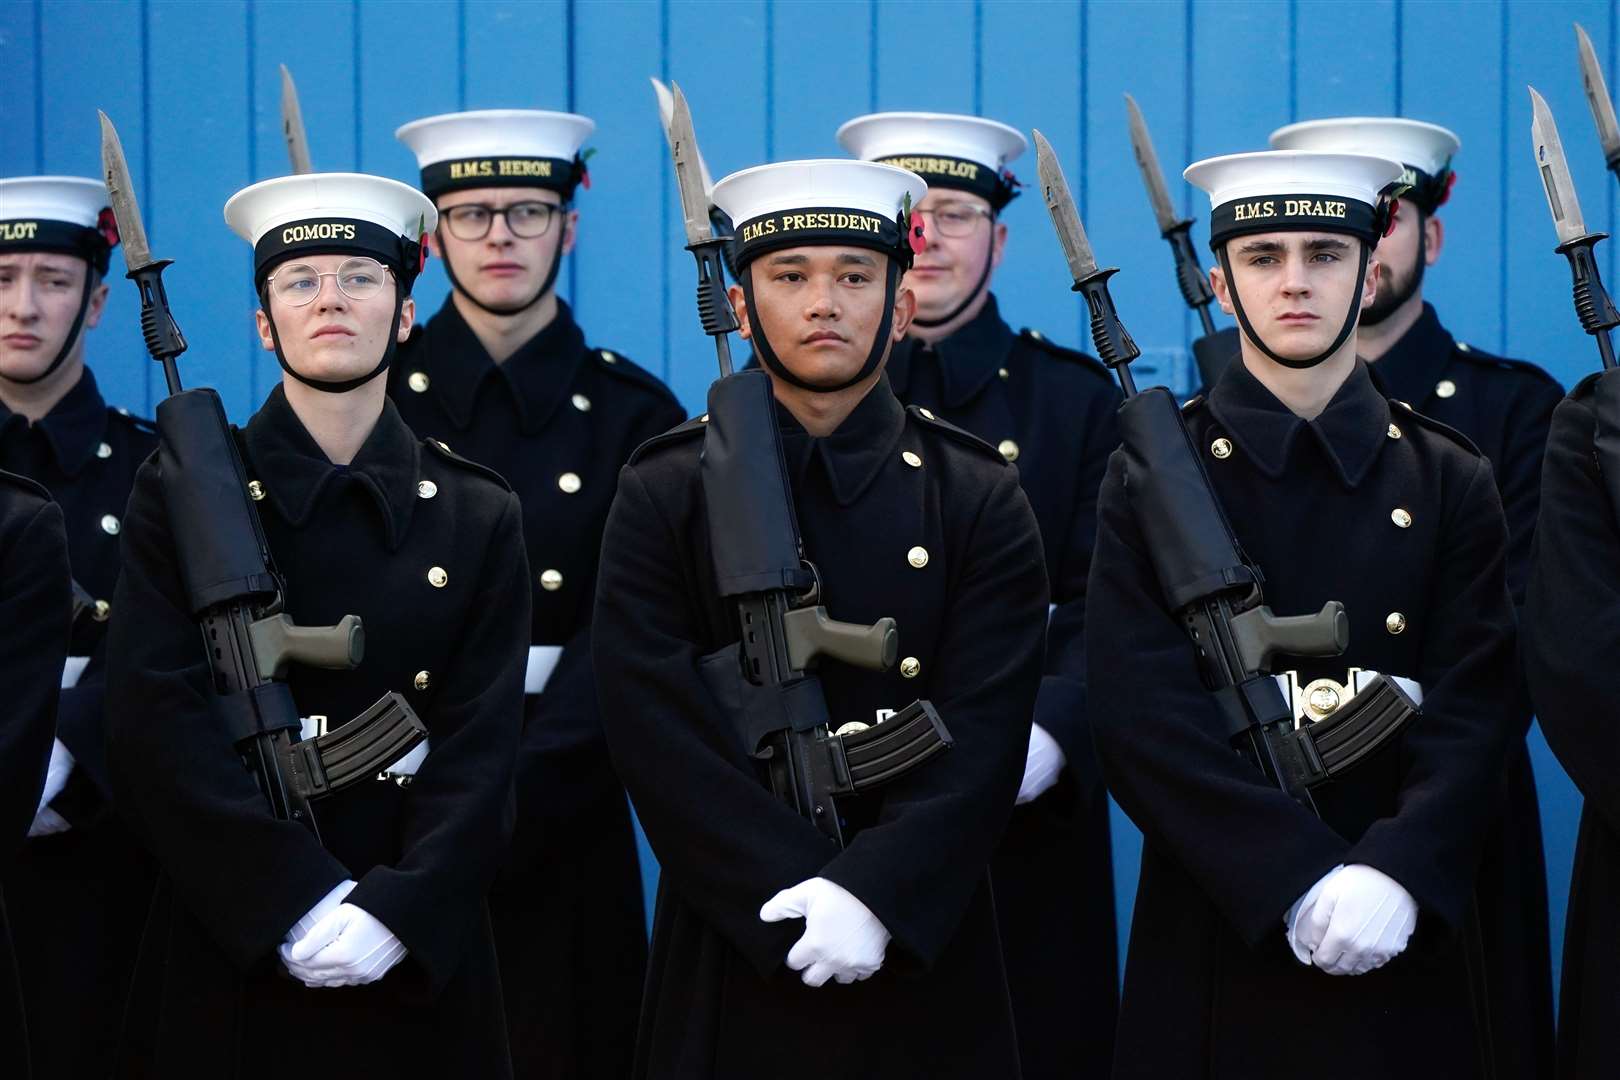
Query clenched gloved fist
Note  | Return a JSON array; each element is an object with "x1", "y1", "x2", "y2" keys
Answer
[
  {"x1": 280, "y1": 900, "x2": 407, "y2": 988},
  {"x1": 760, "y1": 877, "x2": 891, "y2": 987},
  {"x1": 1286, "y1": 863, "x2": 1417, "y2": 976}
]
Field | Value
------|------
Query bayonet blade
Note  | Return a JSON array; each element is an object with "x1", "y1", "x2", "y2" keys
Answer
[
  {"x1": 1124, "y1": 94, "x2": 1181, "y2": 234},
  {"x1": 667, "y1": 83, "x2": 716, "y2": 247},
  {"x1": 280, "y1": 64, "x2": 314, "y2": 174},
  {"x1": 99, "y1": 111, "x2": 154, "y2": 272},
  {"x1": 1576, "y1": 24, "x2": 1620, "y2": 165},
  {"x1": 652, "y1": 77, "x2": 714, "y2": 193},
  {"x1": 1529, "y1": 87, "x2": 1589, "y2": 244},
  {"x1": 1033, "y1": 129, "x2": 1098, "y2": 283}
]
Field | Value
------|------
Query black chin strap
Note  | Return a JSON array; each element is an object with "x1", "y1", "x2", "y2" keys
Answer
[
  {"x1": 1217, "y1": 241, "x2": 1369, "y2": 371},
  {"x1": 742, "y1": 259, "x2": 901, "y2": 394},
  {"x1": 911, "y1": 225, "x2": 994, "y2": 330},
  {"x1": 264, "y1": 286, "x2": 405, "y2": 394},
  {"x1": 7, "y1": 274, "x2": 94, "y2": 386},
  {"x1": 437, "y1": 223, "x2": 565, "y2": 317}
]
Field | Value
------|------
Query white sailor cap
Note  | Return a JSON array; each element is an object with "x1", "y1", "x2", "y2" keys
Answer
[
  {"x1": 223, "y1": 172, "x2": 436, "y2": 289},
  {"x1": 837, "y1": 112, "x2": 1026, "y2": 209},
  {"x1": 1183, "y1": 150, "x2": 1405, "y2": 249},
  {"x1": 711, "y1": 159, "x2": 928, "y2": 270},
  {"x1": 0, "y1": 176, "x2": 118, "y2": 273},
  {"x1": 396, "y1": 109, "x2": 596, "y2": 199},
  {"x1": 1269, "y1": 117, "x2": 1459, "y2": 211}
]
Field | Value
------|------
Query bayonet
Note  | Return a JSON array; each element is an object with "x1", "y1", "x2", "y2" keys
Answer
[
  {"x1": 664, "y1": 83, "x2": 737, "y2": 375},
  {"x1": 1529, "y1": 86, "x2": 1619, "y2": 369},
  {"x1": 1576, "y1": 24, "x2": 1620, "y2": 180},
  {"x1": 1125, "y1": 94, "x2": 1219, "y2": 339},
  {"x1": 651, "y1": 77, "x2": 713, "y2": 195},
  {"x1": 1033, "y1": 129, "x2": 1139, "y2": 388},
  {"x1": 280, "y1": 64, "x2": 314, "y2": 174}
]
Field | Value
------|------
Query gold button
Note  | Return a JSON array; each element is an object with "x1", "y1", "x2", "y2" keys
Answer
[
  {"x1": 100, "y1": 514, "x2": 121, "y2": 535},
  {"x1": 408, "y1": 371, "x2": 430, "y2": 393},
  {"x1": 436, "y1": 438, "x2": 451, "y2": 453},
  {"x1": 96, "y1": 441, "x2": 112, "y2": 459},
  {"x1": 599, "y1": 349, "x2": 618, "y2": 364},
  {"x1": 414, "y1": 670, "x2": 431, "y2": 691},
  {"x1": 900, "y1": 656, "x2": 921, "y2": 678},
  {"x1": 1391, "y1": 508, "x2": 1412, "y2": 528},
  {"x1": 907, "y1": 546, "x2": 929, "y2": 569},
  {"x1": 1211, "y1": 437, "x2": 1233, "y2": 459},
  {"x1": 557, "y1": 472, "x2": 582, "y2": 494},
  {"x1": 572, "y1": 393, "x2": 591, "y2": 412},
  {"x1": 902, "y1": 450, "x2": 922, "y2": 468},
  {"x1": 1029, "y1": 329, "x2": 1046, "y2": 341},
  {"x1": 1387, "y1": 423, "x2": 1402, "y2": 440},
  {"x1": 919, "y1": 408, "x2": 936, "y2": 420},
  {"x1": 1386, "y1": 611, "x2": 1407, "y2": 635},
  {"x1": 417, "y1": 480, "x2": 438, "y2": 499},
  {"x1": 248, "y1": 480, "x2": 265, "y2": 501},
  {"x1": 92, "y1": 599, "x2": 111, "y2": 622},
  {"x1": 998, "y1": 367, "x2": 1010, "y2": 380},
  {"x1": 1456, "y1": 341, "x2": 1472, "y2": 353},
  {"x1": 1436, "y1": 379, "x2": 1457, "y2": 399},
  {"x1": 427, "y1": 566, "x2": 448, "y2": 588},
  {"x1": 1306, "y1": 683, "x2": 1342, "y2": 718},
  {"x1": 998, "y1": 439, "x2": 1020, "y2": 462},
  {"x1": 540, "y1": 569, "x2": 563, "y2": 591}
]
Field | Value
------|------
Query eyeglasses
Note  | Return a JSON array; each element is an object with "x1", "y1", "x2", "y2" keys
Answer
[
  {"x1": 914, "y1": 202, "x2": 994, "y2": 238},
  {"x1": 266, "y1": 257, "x2": 394, "y2": 307},
  {"x1": 441, "y1": 200, "x2": 563, "y2": 241}
]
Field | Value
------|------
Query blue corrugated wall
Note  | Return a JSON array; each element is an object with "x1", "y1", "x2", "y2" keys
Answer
[{"x1": 3, "y1": 0, "x2": 1609, "y2": 992}]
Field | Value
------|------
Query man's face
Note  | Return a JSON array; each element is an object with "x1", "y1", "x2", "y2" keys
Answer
[
  {"x1": 0, "y1": 252, "x2": 106, "y2": 382},
  {"x1": 904, "y1": 189, "x2": 1004, "y2": 321},
  {"x1": 731, "y1": 246, "x2": 915, "y2": 389},
  {"x1": 1211, "y1": 231, "x2": 1380, "y2": 364},
  {"x1": 427, "y1": 187, "x2": 576, "y2": 313},
  {"x1": 1361, "y1": 204, "x2": 1442, "y2": 326},
  {"x1": 255, "y1": 254, "x2": 414, "y2": 382}
]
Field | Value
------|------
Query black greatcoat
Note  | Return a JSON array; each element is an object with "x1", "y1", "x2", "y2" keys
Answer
[
  {"x1": 886, "y1": 294, "x2": 1122, "y2": 1077},
  {"x1": 1088, "y1": 359, "x2": 1516, "y2": 1079},
  {"x1": 0, "y1": 366, "x2": 159, "y2": 1079},
  {"x1": 594, "y1": 378, "x2": 1049, "y2": 1079},
  {"x1": 0, "y1": 469, "x2": 70, "y2": 1080},
  {"x1": 1522, "y1": 371, "x2": 1620, "y2": 1079},
  {"x1": 1365, "y1": 302, "x2": 1563, "y2": 1080},
  {"x1": 390, "y1": 296, "x2": 683, "y2": 1079},
  {"x1": 106, "y1": 388, "x2": 528, "y2": 1078}
]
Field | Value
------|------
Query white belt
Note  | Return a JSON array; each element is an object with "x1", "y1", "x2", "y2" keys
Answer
[
  {"x1": 61, "y1": 656, "x2": 90, "y2": 689},
  {"x1": 1273, "y1": 669, "x2": 1424, "y2": 726},
  {"x1": 526, "y1": 645, "x2": 563, "y2": 695}
]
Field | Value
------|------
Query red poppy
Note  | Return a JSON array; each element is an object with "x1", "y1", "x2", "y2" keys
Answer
[
  {"x1": 1436, "y1": 171, "x2": 1458, "y2": 208},
  {"x1": 908, "y1": 212, "x2": 927, "y2": 255},
  {"x1": 96, "y1": 207, "x2": 121, "y2": 248},
  {"x1": 1382, "y1": 197, "x2": 1401, "y2": 238}
]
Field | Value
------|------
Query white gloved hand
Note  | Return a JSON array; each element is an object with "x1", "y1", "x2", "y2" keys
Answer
[
  {"x1": 28, "y1": 740, "x2": 77, "y2": 837},
  {"x1": 1015, "y1": 723, "x2": 1066, "y2": 805},
  {"x1": 280, "y1": 902, "x2": 407, "y2": 988},
  {"x1": 1291, "y1": 864, "x2": 1418, "y2": 976},
  {"x1": 284, "y1": 879, "x2": 358, "y2": 945},
  {"x1": 759, "y1": 877, "x2": 891, "y2": 987},
  {"x1": 1284, "y1": 864, "x2": 1343, "y2": 965}
]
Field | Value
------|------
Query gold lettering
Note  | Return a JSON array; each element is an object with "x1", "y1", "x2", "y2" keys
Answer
[
  {"x1": 280, "y1": 222, "x2": 359, "y2": 244},
  {"x1": 0, "y1": 221, "x2": 40, "y2": 241}
]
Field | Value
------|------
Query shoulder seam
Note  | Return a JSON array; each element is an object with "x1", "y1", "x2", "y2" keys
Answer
[{"x1": 422, "y1": 438, "x2": 513, "y2": 492}]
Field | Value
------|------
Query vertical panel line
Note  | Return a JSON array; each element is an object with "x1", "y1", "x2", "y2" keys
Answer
[
  {"x1": 1393, "y1": 0, "x2": 1404, "y2": 116},
  {"x1": 456, "y1": 0, "x2": 467, "y2": 110},
  {"x1": 1609, "y1": 1, "x2": 1616, "y2": 284},
  {"x1": 246, "y1": 0, "x2": 259, "y2": 399},
  {"x1": 566, "y1": 0, "x2": 577, "y2": 304},
  {"x1": 140, "y1": 0, "x2": 154, "y2": 411},
  {"x1": 868, "y1": 0, "x2": 879, "y2": 111},
  {"x1": 660, "y1": 0, "x2": 670, "y2": 382},
  {"x1": 1287, "y1": 0, "x2": 1297, "y2": 123},
  {"x1": 973, "y1": 0, "x2": 983, "y2": 116},
  {"x1": 765, "y1": 0, "x2": 776, "y2": 160},
  {"x1": 32, "y1": 0, "x2": 44, "y2": 171},
  {"x1": 1498, "y1": 0, "x2": 1509, "y2": 351},
  {"x1": 353, "y1": 0, "x2": 363, "y2": 170},
  {"x1": 1184, "y1": 0, "x2": 1196, "y2": 359},
  {"x1": 1078, "y1": 0, "x2": 1088, "y2": 346}
]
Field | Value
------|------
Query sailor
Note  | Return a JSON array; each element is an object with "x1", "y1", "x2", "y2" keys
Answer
[
  {"x1": 1087, "y1": 149, "x2": 1516, "y2": 1077},
  {"x1": 0, "y1": 468, "x2": 70, "y2": 1080},
  {"x1": 1272, "y1": 116, "x2": 1562, "y2": 1074},
  {"x1": 106, "y1": 172, "x2": 529, "y2": 1077},
  {"x1": 594, "y1": 158, "x2": 1048, "y2": 1077},
  {"x1": 0, "y1": 175, "x2": 160, "y2": 1078},
  {"x1": 392, "y1": 110, "x2": 682, "y2": 1076},
  {"x1": 838, "y1": 110, "x2": 1121, "y2": 1077}
]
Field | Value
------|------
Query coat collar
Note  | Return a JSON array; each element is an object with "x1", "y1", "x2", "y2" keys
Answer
[
  {"x1": 887, "y1": 292, "x2": 1015, "y2": 409},
  {"x1": 0, "y1": 366, "x2": 110, "y2": 478},
  {"x1": 1207, "y1": 356, "x2": 1392, "y2": 488},
  {"x1": 1364, "y1": 302, "x2": 1454, "y2": 407},
  {"x1": 416, "y1": 294, "x2": 589, "y2": 434},
  {"x1": 777, "y1": 375, "x2": 908, "y2": 508},
  {"x1": 242, "y1": 384, "x2": 421, "y2": 551}
]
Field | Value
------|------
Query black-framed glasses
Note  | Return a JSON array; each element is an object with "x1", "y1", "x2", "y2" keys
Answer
[
  {"x1": 266, "y1": 257, "x2": 394, "y2": 307},
  {"x1": 441, "y1": 200, "x2": 562, "y2": 241},
  {"x1": 914, "y1": 201, "x2": 994, "y2": 238}
]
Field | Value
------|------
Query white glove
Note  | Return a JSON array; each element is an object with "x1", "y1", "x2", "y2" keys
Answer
[
  {"x1": 284, "y1": 879, "x2": 357, "y2": 944},
  {"x1": 1289, "y1": 864, "x2": 1417, "y2": 976},
  {"x1": 280, "y1": 901, "x2": 407, "y2": 988},
  {"x1": 1284, "y1": 864, "x2": 1343, "y2": 965},
  {"x1": 1015, "y1": 723, "x2": 1066, "y2": 804},
  {"x1": 27, "y1": 740, "x2": 76, "y2": 837},
  {"x1": 759, "y1": 877, "x2": 891, "y2": 987}
]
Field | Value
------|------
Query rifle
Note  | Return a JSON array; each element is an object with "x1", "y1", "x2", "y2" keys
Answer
[
  {"x1": 100, "y1": 112, "x2": 425, "y2": 841},
  {"x1": 1033, "y1": 130, "x2": 1417, "y2": 812},
  {"x1": 664, "y1": 85, "x2": 951, "y2": 846}
]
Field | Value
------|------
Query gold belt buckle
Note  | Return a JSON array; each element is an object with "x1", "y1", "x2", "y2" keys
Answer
[{"x1": 1280, "y1": 668, "x2": 1366, "y2": 728}]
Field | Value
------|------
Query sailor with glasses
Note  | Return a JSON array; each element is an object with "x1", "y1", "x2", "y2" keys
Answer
[
  {"x1": 839, "y1": 111, "x2": 1122, "y2": 1078},
  {"x1": 393, "y1": 109, "x2": 683, "y2": 1080}
]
